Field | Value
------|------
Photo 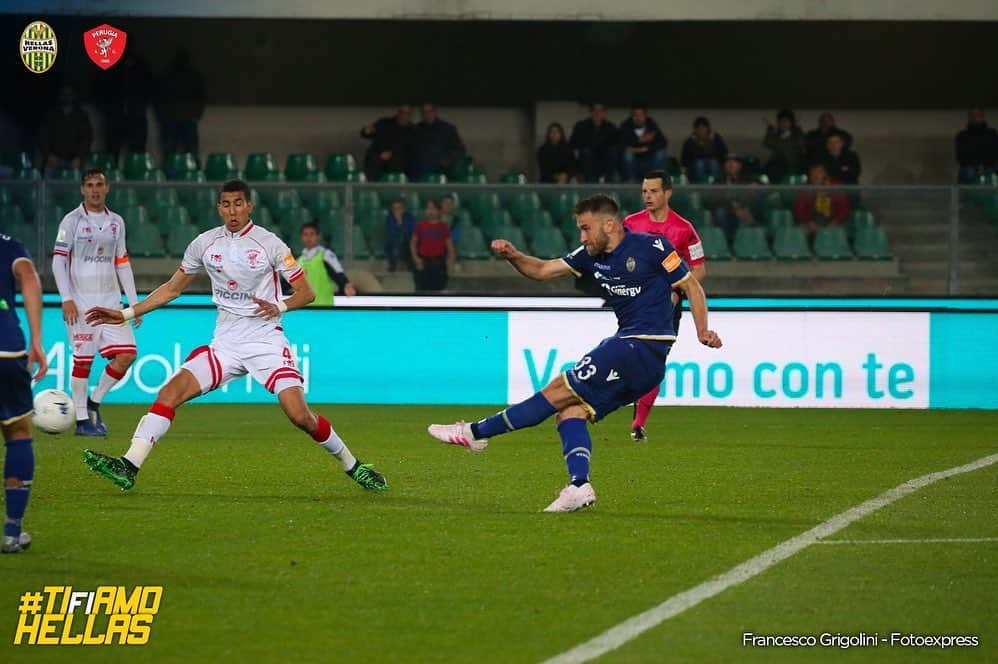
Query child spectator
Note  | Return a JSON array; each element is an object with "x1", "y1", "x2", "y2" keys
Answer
[
  {"x1": 384, "y1": 198, "x2": 415, "y2": 272},
  {"x1": 410, "y1": 200, "x2": 455, "y2": 291},
  {"x1": 537, "y1": 122, "x2": 576, "y2": 183}
]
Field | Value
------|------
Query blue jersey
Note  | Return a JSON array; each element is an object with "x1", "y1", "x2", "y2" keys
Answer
[
  {"x1": 0, "y1": 234, "x2": 30, "y2": 356},
  {"x1": 562, "y1": 231, "x2": 691, "y2": 340}
]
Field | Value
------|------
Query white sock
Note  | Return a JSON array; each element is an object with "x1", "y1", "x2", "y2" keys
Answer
[
  {"x1": 318, "y1": 427, "x2": 357, "y2": 471},
  {"x1": 123, "y1": 412, "x2": 172, "y2": 468},
  {"x1": 71, "y1": 376, "x2": 89, "y2": 420},
  {"x1": 91, "y1": 365, "x2": 124, "y2": 403}
]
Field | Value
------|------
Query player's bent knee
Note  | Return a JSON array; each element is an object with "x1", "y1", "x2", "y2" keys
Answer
[
  {"x1": 556, "y1": 405, "x2": 589, "y2": 423},
  {"x1": 113, "y1": 352, "x2": 136, "y2": 368},
  {"x1": 155, "y1": 369, "x2": 201, "y2": 408}
]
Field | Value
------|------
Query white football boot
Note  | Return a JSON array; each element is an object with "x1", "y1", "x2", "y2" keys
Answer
[
  {"x1": 427, "y1": 421, "x2": 489, "y2": 453},
  {"x1": 543, "y1": 483, "x2": 597, "y2": 512}
]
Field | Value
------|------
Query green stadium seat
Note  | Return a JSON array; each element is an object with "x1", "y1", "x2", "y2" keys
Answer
[
  {"x1": 417, "y1": 173, "x2": 448, "y2": 184},
  {"x1": 448, "y1": 157, "x2": 480, "y2": 181},
  {"x1": 0, "y1": 187, "x2": 13, "y2": 207},
  {"x1": 698, "y1": 225, "x2": 731, "y2": 260},
  {"x1": 123, "y1": 152, "x2": 155, "y2": 179},
  {"x1": 685, "y1": 208, "x2": 714, "y2": 228},
  {"x1": 0, "y1": 205, "x2": 26, "y2": 227},
  {"x1": 733, "y1": 226, "x2": 772, "y2": 260},
  {"x1": 16, "y1": 168, "x2": 40, "y2": 181},
  {"x1": 399, "y1": 191, "x2": 422, "y2": 215},
  {"x1": 204, "y1": 153, "x2": 239, "y2": 181},
  {"x1": 157, "y1": 206, "x2": 192, "y2": 232},
  {"x1": 127, "y1": 220, "x2": 165, "y2": 257},
  {"x1": 984, "y1": 194, "x2": 998, "y2": 225},
  {"x1": 146, "y1": 187, "x2": 180, "y2": 210},
  {"x1": 284, "y1": 153, "x2": 318, "y2": 182},
  {"x1": 380, "y1": 172, "x2": 408, "y2": 184},
  {"x1": 122, "y1": 205, "x2": 151, "y2": 226},
  {"x1": 268, "y1": 188, "x2": 302, "y2": 213},
  {"x1": 175, "y1": 173, "x2": 207, "y2": 205},
  {"x1": 355, "y1": 208, "x2": 385, "y2": 236},
  {"x1": 12, "y1": 185, "x2": 37, "y2": 219},
  {"x1": 455, "y1": 225, "x2": 490, "y2": 259},
  {"x1": 544, "y1": 191, "x2": 579, "y2": 221},
  {"x1": 279, "y1": 206, "x2": 313, "y2": 239},
  {"x1": 330, "y1": 225, "x2": 370, "y2": 259},
  {"x1": 766, "y1": 208, "x2": 794, "y2": 237},
  {"x1": 251, "y1": 206, "x2": 274, "y2": 231},
  {"x1": 341, "y1": 171, "x2": 367, "y2": 184},
  {"x1": 166, "y1": 221, "x2": 199, "y2": 256},
  {"x1": 499, "y1": 172, "x2": 527, "y2": 185},
  {"x1": 453, "y1": 173, "x2": 487, "y2": 185},
  {"x1": 354, "y1": 190, "x2": 381, "y2": 214},
  {"x1": 302, "y1": 171, "x2": 327, "y2": 184},
  {"x1": 854, "y1": 226, "x2": 892, "y2": 260},
  {"x1": 163, "y1": 152, "x2": 198, "y2": 179},
  {"x1": 813, "y1": 226, "x2": 853, "y2": 260},
  {"x1": 670, "y1": 173, "x2": 690, "y2": 186},
  {"x1": 508, "y1": 192, "x2": 542, "y2": 223},
  {"x1": 497, "y1": 225, "x2": 527, "y2": 249},
  {"x1": 193, "y1": 209, "x2": 219, "y2": 233},
  {"x1": 847, "y1": 209, "x2": 877, "y2": 238},
  {"x1": 319, "y1": 209, "x2": 346, "y2": 245},
  {"x1": 467, "y1": 192, "x2": 502, "y2": 220},
  {"x1": 324, "y1": 154, "x2": 357, "y2": 181},
  {"x1": 302, "y1": 189, "x2": 341, "y2": 214},
  {"x1": 188, "y1": 187, "x2": 218, "y2": 212},
  {"x1": 616, "y1": 190, "x2": 642, "y2": 213},
  {"x1": 780, "y1": 173, "x2": 808, "y2": 206},
  {"x1": 50, "y1": 166, "x2": 81, "y2": 181},
  {"x1": 365, "y1": 219, "x2": 386, "y2": 257},
  {"x1": 86, "y1": 152, "x2": 117, "y2": 172},
  {"x1": 2, "y1": 152, "x2": 32, "y2": 172},
  {"x1": 773, "y1": 226, "x2": 812, "y2": 260},
  {"x1": 480, "y1": 209, "x2": 514, "y2": 240},
  {"x1": 530, "y1": 225, "x2": 569, "y2": 259},
  {"x1": 520, "y1": 209, "x2": 554, "y2": 242},
  {"x1": 43, "y1": 206, "x2": 65, "y2": 241},
  {"x1": 135, "y1": 169, "x2": 166, "y2": 183},
  {"x1": 244, "y1": 153, "x2": 279, "y2": 181},
  {"x1": 670, "y1": 190, "x2": 702, "y2": 216},
  {"x1": 107, "y1": 187, "x2": 140, "y2": 210}
]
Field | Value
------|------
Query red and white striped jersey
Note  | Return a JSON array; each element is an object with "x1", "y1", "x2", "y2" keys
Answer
[
  {"x1": 53, "y1": 204, "x2": 130, "y2": 309},
  {"x1": 179, "y1": 221, "x2": 304, "y2": 327}
]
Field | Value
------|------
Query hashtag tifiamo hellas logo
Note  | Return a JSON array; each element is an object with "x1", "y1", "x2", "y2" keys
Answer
[{"x1": 14, "y1": 586, "x2": 162, "y2": 645}]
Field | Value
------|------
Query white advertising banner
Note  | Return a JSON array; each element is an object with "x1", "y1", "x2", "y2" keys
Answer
[{"x1": 508, "y1": 311, "x2": 930, "y2": 409}]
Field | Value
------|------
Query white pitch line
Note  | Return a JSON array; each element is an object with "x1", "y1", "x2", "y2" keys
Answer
[
  {"x1": 818, "y1": 537, "x2": 998, "y2": 545},
  {"x1": 542, "y1": 452, "x2": 998, "y2": 664}
]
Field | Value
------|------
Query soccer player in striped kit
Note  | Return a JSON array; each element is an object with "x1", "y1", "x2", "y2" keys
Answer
[
  {"x1": 52, "y1": 168, "x2": 140, "y2": 436},
  {"x1": 622, "y1": 171, "x2": 707, "y2": 441},
  {"x1": 82, "y1": 180, "x2": 387, "y2": 493}
]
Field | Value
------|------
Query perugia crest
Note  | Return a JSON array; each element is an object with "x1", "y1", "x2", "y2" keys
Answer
[{"x1": 84, "y1": 24, "x2": 126, "y2": 70}]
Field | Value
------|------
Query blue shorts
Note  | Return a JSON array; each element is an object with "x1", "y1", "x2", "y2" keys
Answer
[
  {"x1": 0, "y1": 356, "x2": 33, "y2": 425},
  {"x1": 564, "y1": 336, "x2": 672, "y2": 422}
]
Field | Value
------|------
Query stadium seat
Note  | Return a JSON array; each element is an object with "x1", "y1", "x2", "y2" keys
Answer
[
  {"x1": 324, "y1": 154, "x2": 357, "y2": 181},
  {"x1": 854, "y1": 226, "x2": 892, "y2": 260},
  {"x1": 2, "y1": 152, "x2": 32, "y2": 173},
  {"x1": 11, "y1": 185, "x2": 37, "y2": 219},
  {"x1": 520, "y1": 209, "x2": 555, "y2": 242},
  {"x1": 123, "y1": 152, "x2": 156, "y2": 179},
  {"x1": 499, "y1": 172, "x2": 527, "y2": 185},
  {"x1": 453, "y1": 173, "x2": 487, "y2": 185},
  {"x1": 530, "y1": 226, "x2": 569, "y2": 259},
  {"x1": 417, "y1": 173, "x2": 448, "y2": 184},
  {"x1": 0, "y1": 187, "x2": 13, "y2": 207},
  {"x1": 330, "y1": 225, "x2": 370, "y2": 259},
  {"x1": 2, "y1": 221, "x2": 34, "y2": 244},
  {"x1": 122, "y1": 205, "x2": 151, "y2": 226},
  {"x1": 480, "y1": 209, "x2": 514, "y2": 240},
  {"x1": 544, "y1": 191, "x2": 579, "y2": 222},
  {"x1": 813, "y1": 226, "x2": 853, "y2": 260},
  {"x1": 251, "y1": 205, "x2": 274, "y2": 230},
  {"x1": 617, "y1": 190, "x2": 642, "y2": 213},
  {"x1": 50, "y1": 166, "x2": 81, "y2": 181},
  {"x1": 399, "y1": 191, "x2": 422, "y2": 215},
  {"x1": 355, "y1": 208, "x2": 385, "y2": 237},
  {"x1": 496, "y1": 224, "x2": 527, "y2": 249},
  {"x1": 319, "y1": 209, "x2": 346, "y2": 244},
  {"x1": 244, "y1": 153, "x2": 279, "y2": 181},
  {"x1": 284, "y1": 153, "x2": 318, "y2": 182},
  {"x1": 766, "y1": 208, "x2": 794, "y2": 237},
  {"x1": 146, "y1": 187, "x2": 180, "y2": 211},
  {"x1": 86, "y1": 152, "x2": 117, "y2": 172},
  {"x1": 278, "y1": 206, "x2": 313, "y2": 238},
  {"x1": 847, "y1": 209, "x2": 876, "y2": 238},
  {"x1": 773, "y1": 226, "x2": 812, "y2": 260},
  {"x1": 0, "y1": 205, "x2": 26, "y2": 227},
  {"x1": 698, "y1": 225, "x2": 731, "y2": 260},
  {"x1": 157, "y1": 206, "x2": 192, "y2": 233},
  {"x1": 135, "y1": 169, "x2": 166, "y2": 183},
  {"x1": 302, "y1": 189, "x2": 341, "y2": 214},
  {"x1": 448, "y1": 156, "x2": 480, "y2": 181},
  {"x1": 508, "y1": 192, "x2": 542, "y2": 223},
  {"x1": 204, "y1": 153, "x2": 239, "y2": 181},
  {"x1": 467, "y1": 192, "x2": 503, "y2": 220},
  {"x1": 164, "y1": 152, "x2": 199, "y2": 179},
  {"x1": 365, "y1": 219, "x2": 386, "y2": 257},
  {"x1": 188, "y1": 187, "x2": 218, "y2": 212},
  {"x1": 380, "y1": 172, "x2": 408, "y2": 184},
  {"x1": 341, "y1": 171, "x2": 367, "y2": 183},
  {"x1": 455, "y1": 225, "x2": 490, "y2": 259},
  {"x1": 670, "y1": 172, "x2": 690, "y2": 186},
  {"x1": 733, "y1": 226, "x2": 772, "y2": 260},
  {"x1": 354, "y1": 190, "x2": 381, "y2": 214},
  {"x1": 166, "y1": 221, "x2": 199, "y2": 256},
  {"x1": 106, "y1": 186, "x2": 140, "y2": 210},
  {"x1": 15, "y1": 167, "x2": 40, "y2": 181},
  {"x1": 670, "y1": 190, "x2": 703, "y2": 216},
  {"x1": 127, "y1": 220, "x2": 165, "y2": 257},
  {"x1": 268, "y1": 188, "x2": 302, "y2": 214},
  {"x1": 685, "y1": 208, "x2": 714, "y2": 228},
  {"x1": 780, "y1": 173, "x2": 808, "y2": 206},
  {"x1": 43, "y1": 206, "x2": 65, "y2": 239}
]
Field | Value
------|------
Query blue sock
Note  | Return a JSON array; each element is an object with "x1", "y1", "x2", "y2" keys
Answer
[
  {"x1": 4, "y1": 438, "x2": 34, "y2": 539},
  {"x1": 558, "y1": 418, "x2": 592, "y2": 485},
  {"x1": 472, "y1": 392, "x2": 557, "y2": 439}
]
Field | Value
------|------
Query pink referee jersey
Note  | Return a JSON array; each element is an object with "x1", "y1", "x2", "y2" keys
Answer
[{"x1": 622, "y1": 208, "x2": 705, "y2": 267}]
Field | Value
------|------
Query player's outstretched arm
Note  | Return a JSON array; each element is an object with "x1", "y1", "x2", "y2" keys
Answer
[
  {"x1": 676, "y1": 275, "x2": 722, "y2": 348},
  {"x1": 491, "y1": 239, "x2": 572, "y2": 281},
  {"x1": 252, "y1": 273, "x2": 315, "y2": 319},
  {"x1": 14, "y1": 258, "x2": 47, "y2": 381},
  {"x1": 85, "y1": 269, "x2": 196, "y2": 325}
]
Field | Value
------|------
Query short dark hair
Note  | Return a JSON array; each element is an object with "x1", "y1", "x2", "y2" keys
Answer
[
  {"x1": 574, "y1": 194, "x2": 619, "y2": 218},
  {"x1": 219, "y1": 179, "x2": 252, "y2": 203},
  {"x1": 693, "y1": 116, "x2": 710, "y2": 129},
  {"x1": 81, "y1": 168, "x2": 106, "y2": 184},
  {"x1": 777, "y1": 108, "x2": 796, "y2": 123},
  {"x1": 643, "y1": 170, "x2": 673, "y2": 190},
  {"x1": 424, "y1": 199, "x2": 440, "y2": 210},
  {"x1": 631, "y1": 101, "x2": 648, "y2": 112},
  {"x1": 300, "y1": 222, "x2": 319, "y2": 234}
]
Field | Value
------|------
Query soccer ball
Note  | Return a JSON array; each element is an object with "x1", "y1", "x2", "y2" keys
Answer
[{"x1": 32, "y1": 389, "x2": 76, "y2": 434}]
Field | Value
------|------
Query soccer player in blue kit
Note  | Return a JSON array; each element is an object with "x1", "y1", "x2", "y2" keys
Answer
[
  {"x1": 0, "y1": 233, "x2": 47, "y2": 552},
  {"x1": 428, "y1": 194, "x2": 722, "y2": 512}
]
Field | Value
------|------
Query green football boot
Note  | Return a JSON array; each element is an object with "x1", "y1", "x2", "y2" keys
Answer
[
  {"x1": 347, "y1": 462, "x2": 388, "y2": 491},
  {"x1": 83, "y1": 450, "x2": 136, "y2": 490}
]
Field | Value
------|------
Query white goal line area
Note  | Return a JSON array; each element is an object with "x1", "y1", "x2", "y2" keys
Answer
[
  {"x1": 542, "y1": 452, "x2": 998, "y2": 664},
  {"x1": 818, "y1": 537, "x2": 998, "y2": 545}
]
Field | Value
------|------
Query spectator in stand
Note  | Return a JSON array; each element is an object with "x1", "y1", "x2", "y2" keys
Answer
[
  {"x1": 409, "y1": 104, "x2": 466, "y2": 179},
  {"x1": 384, "y1": 197, "x2": 415, "y2": 272},
  {"x1": 824, "y1": 131, "x2": 861, "y2": 185},
  {"x1": 681, "y1": 116, "x2": 728, "y2": 182},
  {"x1": 569, "y1": 103, "x2": 618, "y2": 183},
  {"x1": 955, "y1": 107, "x2": 998, "y2": 183},
  {"x1": 805, "y1": 112, "x2": 853, "y2": 164},
  {"x1": 439, "y1": 193, "x2": 461, "y2": 244},
  {"x1": 94, "y1": 52, "x2": 152, "y2": 163},
  {"x1": 298, "y1": 223, "x2": 356, "y2": 306},
  {"x1": 410, "y1": 200, "x2": 456, "y2": 292},
  {"x1": 763, "y1": 109, "x2": 806, "y2": 183},
  {"x1": 537, "y1": 122, "x2": 576, "y2": 183},
  {"x1": 793, "y1": 163, "x2": 850, "y2": 235},
  {"x1": 360, "y1": 104, "x2": 413, "y2": 181},
  {"x1": 39, "y1": 84, "x2": 92, "y2": 174},
  {"x1": 618, "y1": 104, "x2": 667, "y2": 183},
  {"x1": 713, "y1": 155, "x2": 757, "y2": 240},
  {"x1": 155, "y1": 49, "x2": 206, "y2": 160}
]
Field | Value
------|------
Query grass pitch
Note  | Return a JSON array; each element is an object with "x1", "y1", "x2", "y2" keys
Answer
[{"x1": 1, "y1": 405, "x2": 995, "y2": 662}]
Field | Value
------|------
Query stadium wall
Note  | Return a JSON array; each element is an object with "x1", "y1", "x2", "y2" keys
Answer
[{"x1": 24, "y1": 298, "x2": 998, "y2": 409}]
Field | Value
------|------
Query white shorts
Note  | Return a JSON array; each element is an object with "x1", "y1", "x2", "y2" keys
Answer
[
  {"x1": 67, "y1": 319, "x2": 137, "y2": 363},
  {"x1": 180, "y1": 325, "x2": 303, "y2": 396}
]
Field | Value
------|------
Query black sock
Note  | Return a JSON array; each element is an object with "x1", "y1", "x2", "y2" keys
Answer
[
  {"x1": 571, "y1": 477, "x2": 589, "y2": 488},
  {"x1": 121, "y1": 457, "x2": 139, "y2": 474},
  {"x1": 470, "y1": 422, "x2": 482, "y2": 439},
  {"x1": 346, "y1": 460, "x2": 361, "y2": 476}
]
